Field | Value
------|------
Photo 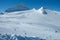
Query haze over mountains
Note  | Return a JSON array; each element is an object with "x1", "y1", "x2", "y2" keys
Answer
[{"x1": 5, "y1": 4, "x2": 29, "y2": 13}]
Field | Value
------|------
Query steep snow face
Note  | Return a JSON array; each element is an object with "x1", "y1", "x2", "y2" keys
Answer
[
  {"x1": 0, "y1": 7, "x2": 60, "y2": 40},
  {"x1": 38, "y1": 7, "x2": 47, "y2": 15}
]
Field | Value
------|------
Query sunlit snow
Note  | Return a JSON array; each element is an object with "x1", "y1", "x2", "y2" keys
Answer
[{"x1": 0, "y1": 7, "x2": 60, "y2": 40}]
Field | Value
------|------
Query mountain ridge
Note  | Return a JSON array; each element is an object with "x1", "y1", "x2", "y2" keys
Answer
[
  {"x1": 0, "y1": 7, "x2": 60, "y2": 40},
  {"x1": 5, "y1": 4, "x2": 29, "y2": 13}
]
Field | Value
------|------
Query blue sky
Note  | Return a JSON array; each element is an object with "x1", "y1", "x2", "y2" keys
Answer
[{"x1": 0, "y1": 0, "x2": 60, "y2": 12}]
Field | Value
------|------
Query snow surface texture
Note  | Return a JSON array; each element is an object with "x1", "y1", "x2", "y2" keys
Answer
[
  {"x1": 0, "y1": 34, "x2": 45, "y2": 40},
  {"x1": 0, "y1": 7, "x2": 60, "y2": 40}
]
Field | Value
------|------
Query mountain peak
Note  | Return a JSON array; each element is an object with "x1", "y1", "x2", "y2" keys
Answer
[
  {"x1": 39, "y1": 7, "x2": 47, "y2": 15},
  {"x1": 39, "y1": 7, "x2": 45, "y2": 11},
  {"x1": 40, "y1": 7, "x2": 44, "y2": 10}
]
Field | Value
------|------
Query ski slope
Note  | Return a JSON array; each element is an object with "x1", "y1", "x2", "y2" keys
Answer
[{"x1": 0, "y1": 7, "x2": 60, "y2": 40}]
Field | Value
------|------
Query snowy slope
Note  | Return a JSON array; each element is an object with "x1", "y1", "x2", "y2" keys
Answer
[{"x1": 0, "y1": 7, "x2": 60, "y2": 40}]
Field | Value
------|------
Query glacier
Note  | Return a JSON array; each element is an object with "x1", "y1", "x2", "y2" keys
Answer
[{"x1": 0, "y1": 7, "x2": 60, "y2": 40}]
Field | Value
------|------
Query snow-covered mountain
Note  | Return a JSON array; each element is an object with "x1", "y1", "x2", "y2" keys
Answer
[
  {"x1": 5, "y1": 4, "x2": 29, "y2": 13},
  {"x1": 0, "y1": 7, "x2": 60, "y2": 40}
]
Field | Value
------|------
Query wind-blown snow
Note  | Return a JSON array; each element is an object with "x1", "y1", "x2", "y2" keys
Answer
[{"x1": 0, "y1": 7, "x2": 60, "y2": 40}]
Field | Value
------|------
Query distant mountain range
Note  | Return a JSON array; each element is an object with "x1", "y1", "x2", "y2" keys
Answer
[{"x1": 5, "y1": 4, "x2": 29, "y2": 12}]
